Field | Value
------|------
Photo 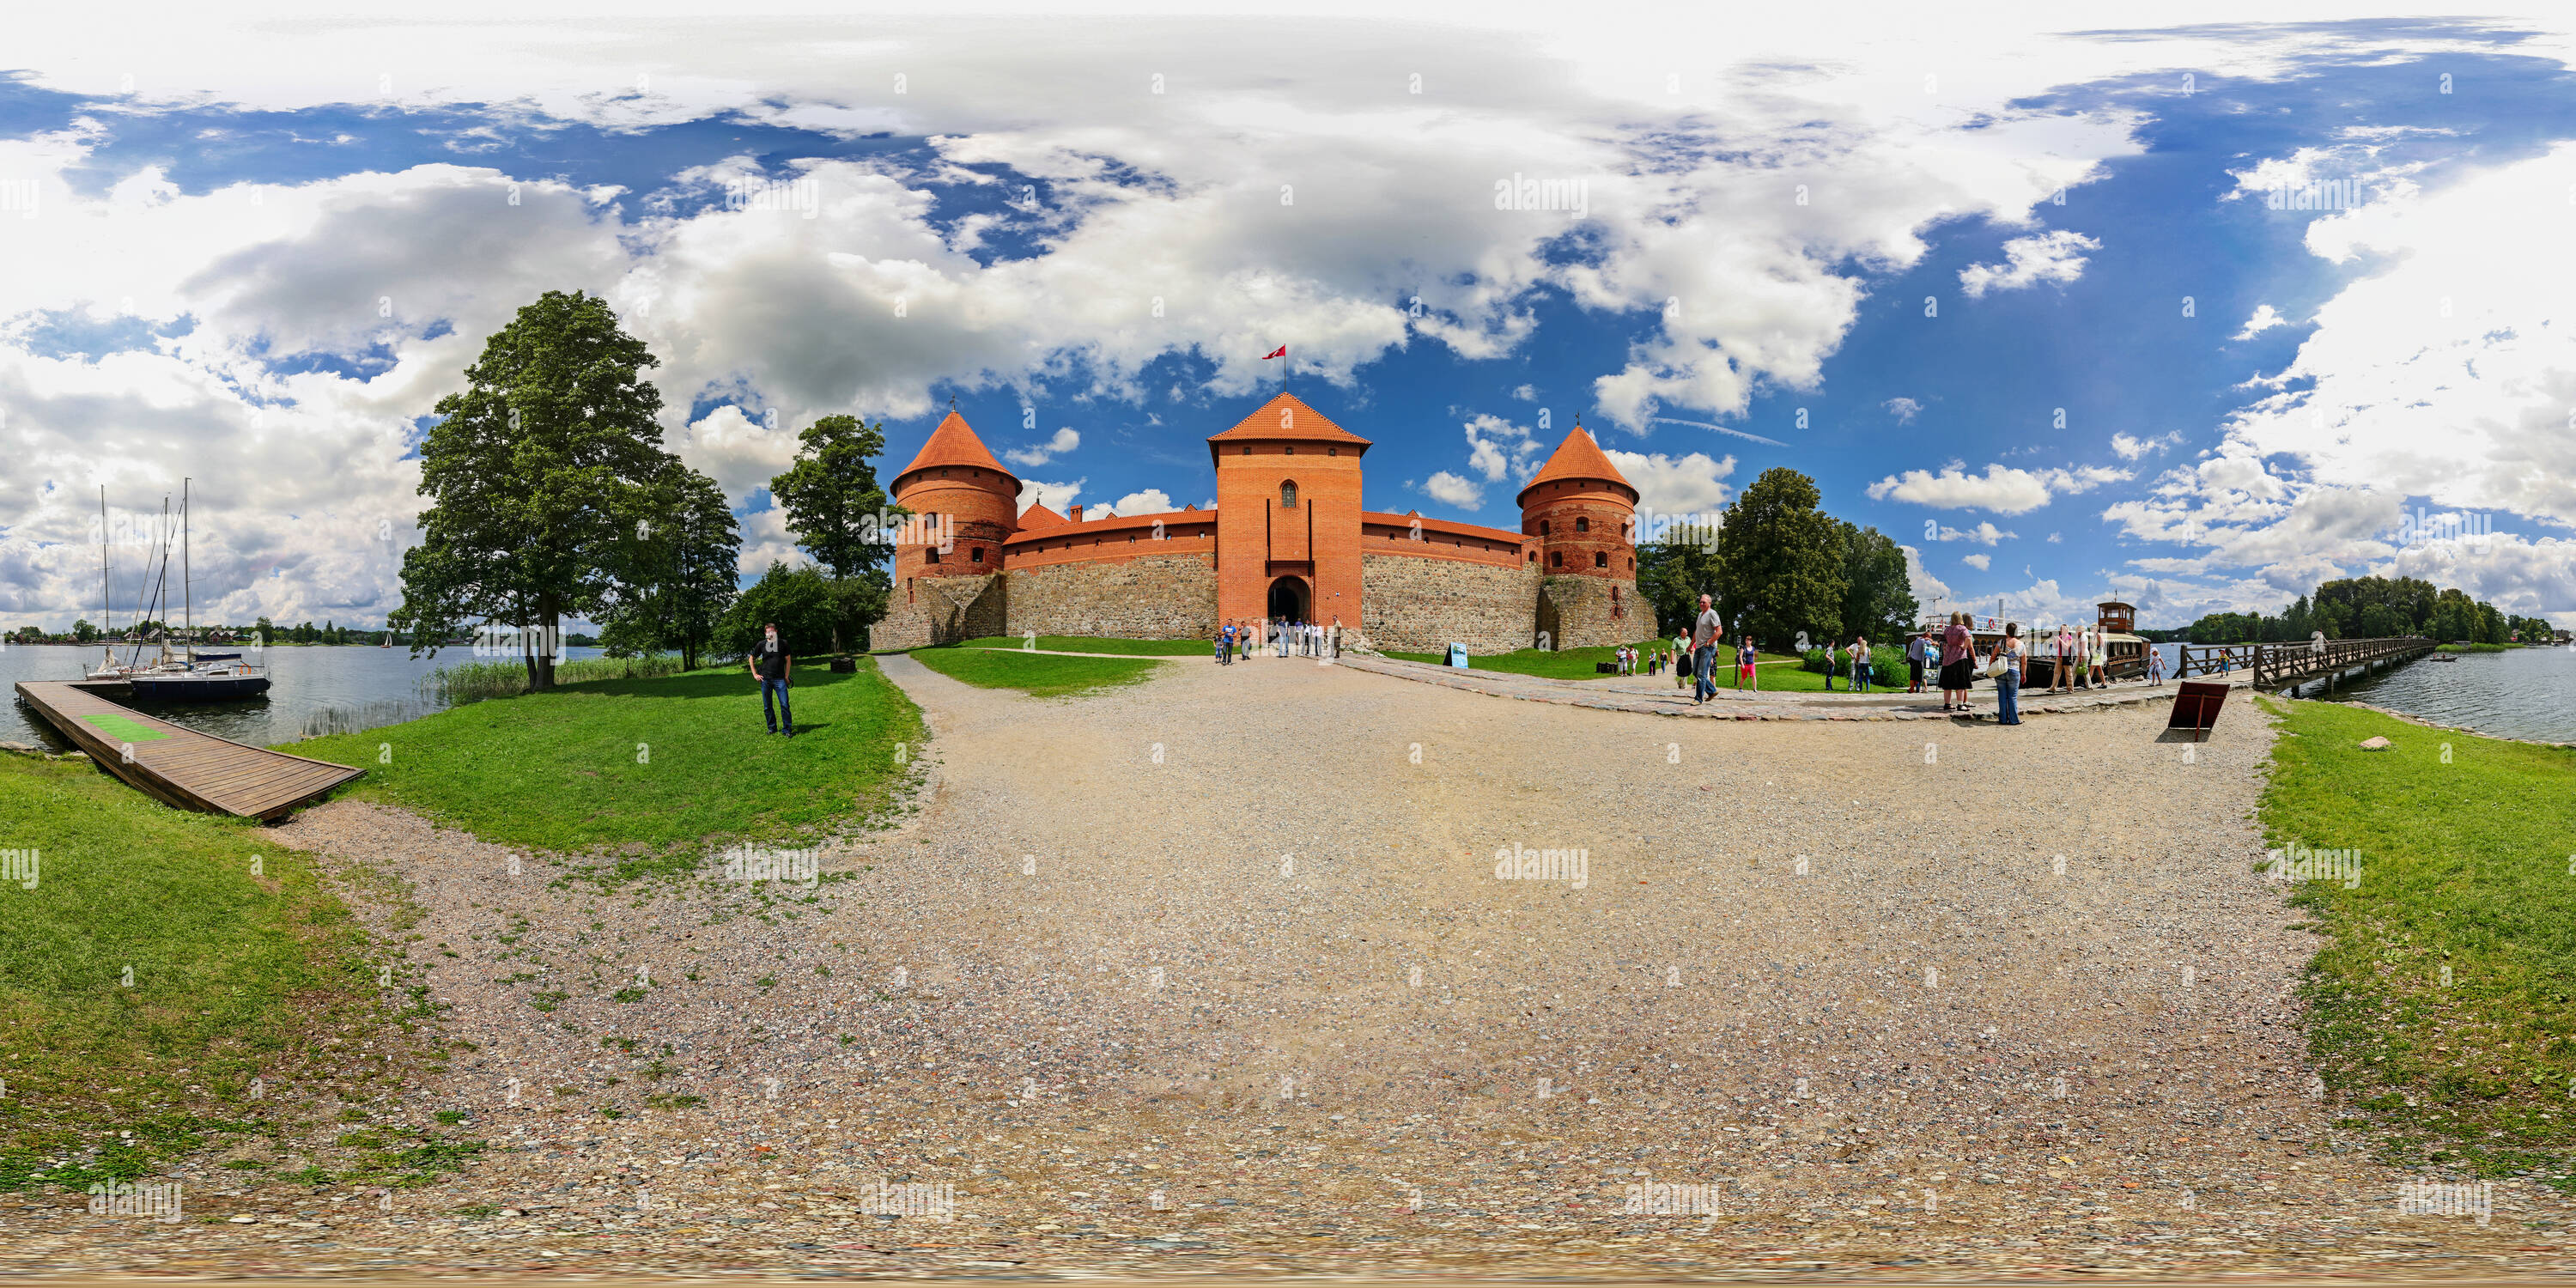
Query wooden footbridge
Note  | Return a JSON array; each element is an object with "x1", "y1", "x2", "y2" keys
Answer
[
  {"x1": 13, "y1": 680, "x2": 364, "y2": 821},
  {"x1": 2174, "y1": 635, "x2": 2437, "y2": 690}
]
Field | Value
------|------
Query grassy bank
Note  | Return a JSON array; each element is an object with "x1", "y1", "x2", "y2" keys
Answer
[
  {"x1": 2259, "y1": 696, "x2": 2576, "y2": 1177},
  {"x1": 291, "y1": 659, "x2": 921, "y2": 869},
  {"x1": 422, "y1": 652, "x2": 690, "y2": 703},
  {"x1": 0, "y1": 755, "x2": 376, "y2": 1190},
  {"x1": 933, "y1": 635, "x2": 1211, "y2": 657},
  {"x1": 907, "y1": 648, "x2": 1166, "y2": 697}
]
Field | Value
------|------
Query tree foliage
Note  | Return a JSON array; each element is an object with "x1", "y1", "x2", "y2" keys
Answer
[
  {"x1": 598, "y1": 462, "x2": 741, "y2": 669},
  {"x1": 1714, "y1": 468, "x2": 1848, "y2": 648},
  {"x1": 769, "y1": 414, "x2": 898, "y2": 653},
  {"x1": 2185, "y1": 574, "x2": 2531, "y2": 645},
  {"x1": 1835, "y1": 520, "x2": 1917, "y2": 645},
  {"x1": 392, "y1": 290, "x2": 672, "y2": 691},
  {"x1": 714, "y1": 562, "x2": 842, "y2": 659}
]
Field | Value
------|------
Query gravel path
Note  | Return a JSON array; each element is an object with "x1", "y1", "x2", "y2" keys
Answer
[{"x1": 9, "y1": 651, "x2": 2568, "y2": 1279}]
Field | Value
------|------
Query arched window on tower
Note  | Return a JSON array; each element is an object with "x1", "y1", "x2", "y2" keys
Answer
[
  {"x1": 1538, "y1": 519, "x2": 1551, "y2": 536},
  {"x1": 1594, "y1": 550, "x2": 1608, "y2": 568},
  {"x1": 1280, "y1": 480, "x2": 1297, "y2": 508},
  {"x1": 1575, "y1": 516, "x2": 1590, "y2": 533}
]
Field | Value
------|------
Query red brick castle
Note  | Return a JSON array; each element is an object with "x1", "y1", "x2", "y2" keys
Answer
[{"x1": 870, "y1": 393, "x2": 1640, "y2": 653}]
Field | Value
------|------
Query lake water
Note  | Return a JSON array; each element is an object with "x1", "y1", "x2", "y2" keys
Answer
[
  {"x1": 2148, "y1": 641, "x2": 2576, "y2": 744},
  {"x1": 1, "y1": 642, "x2": 611, "y2": 750}
]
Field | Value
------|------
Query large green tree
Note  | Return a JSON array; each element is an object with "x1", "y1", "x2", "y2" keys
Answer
[
  {"x1": 1714, "y1": 467, "x2": 1847, "y2": 649},
  {"x1": 1835, "y1": 520, "x2": 1917, "y2": 644},
  {"x1": 714, "y1": 562, "x2": 841, "y2": 659},
  {"x1": 598, "y1": 461, "x2": 741, "y2": 670},
  {"x1": 1635, "y1": 530, "x2": 1723, "y2": 637},
  {"x1": 768, "y1": 414, "x2": 898, "y2": 653},
  {"x1": 392, "y1": 290, "x2": 671, "y2": 691}
]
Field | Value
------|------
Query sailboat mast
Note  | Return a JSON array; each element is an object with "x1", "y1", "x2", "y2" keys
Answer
[
  {"x1": 181, "y1": 478, "x2": 192, "y2": 660},
  {"x1": 98, "y1": 485, "x2": 111, "y2": 658}
]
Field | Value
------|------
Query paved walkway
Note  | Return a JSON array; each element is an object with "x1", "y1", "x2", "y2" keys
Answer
[{"x1": 1336, "y1": 653, "x2": 2246, "y2": 720}]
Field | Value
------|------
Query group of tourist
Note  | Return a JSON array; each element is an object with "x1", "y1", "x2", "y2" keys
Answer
[
  {"x1": 1610, "y1": 644, "x2": 1680, "y2": 676},
  {"x1": 1815, "y1": 636, "x2": 1876, "y2": 692},
  {"x1": 1214, "y1": 616, "x2": 1341, "y2": 664}
]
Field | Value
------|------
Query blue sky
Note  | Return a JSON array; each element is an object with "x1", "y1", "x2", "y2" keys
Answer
[{"x1": 1, "y1": 7, "x2": 2571, "y2": 630}]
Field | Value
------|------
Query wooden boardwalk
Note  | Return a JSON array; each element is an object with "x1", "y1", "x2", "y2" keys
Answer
[{"x1": 13, "y1": 680, "x2": 364, "y2": 821}]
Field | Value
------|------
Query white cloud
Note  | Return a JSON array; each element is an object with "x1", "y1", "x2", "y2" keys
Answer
[
  {"x1": 1866, "y1": 463, "x2": 2127, "y2": 514},
  {"x1": 1930, "y1": 521, "x2": 2017, "y2": 545},
  {"x1": 1899, "y1": 544, "x2": 1950, "y2": 611},
  {"x1": 1015, "y1": 477, "x2": 1084, "y2": 514},
  {"x1": 1004, "y1": 426, "x2": 1080, "y2": 467},
  {"x1": 1420, "y1": 471, "x2": 1485, "y2": 510},
  {"x1": 2110, "y1": 430, "x2": 2181, "y2": 461},
  {"x1": 1957, "y1": 230, "x2": 2099, "y2": 299},
  {"x1": 2232, "y1": 304, "x2": 2288, "y2": 341},
  {"x1": 1097, "y1": 488, "x2": 1175, "y2": 518},
  {"x1": 1603, "y1": 450, "x2": 1735, "y2": 517},
  {"x1": 1961, "y1": 553, "x2": 1991, "y2": 571},
  {"x1": 1510, "y1": 384, "x2": 1538, "y2": 402},
  {"x1": 1882, "y1": 397, "x2": 1923, "y2": 423}
]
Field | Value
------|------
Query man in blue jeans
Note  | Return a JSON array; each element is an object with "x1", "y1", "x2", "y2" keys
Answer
[
  {"x1": 1690, "y1": 592, "x2": 1722, "y2": 703},
  {"x1": 749, "y1": 622, "x2": 794, "y2": 737}
]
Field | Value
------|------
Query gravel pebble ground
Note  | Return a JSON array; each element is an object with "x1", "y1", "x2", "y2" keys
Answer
[{"x1": 7, "y1": 651, "x2": 2568, "y2": 1280}]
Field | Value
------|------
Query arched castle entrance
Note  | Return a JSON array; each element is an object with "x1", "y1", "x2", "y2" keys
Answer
[{"x1": 1267, "y1": 575, "x2": 1311, "y2": 621}]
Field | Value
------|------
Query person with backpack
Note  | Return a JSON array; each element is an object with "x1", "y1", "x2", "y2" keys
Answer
[{"x1": 1991, "y1": 623, "x2": 2026, "y2": 725}]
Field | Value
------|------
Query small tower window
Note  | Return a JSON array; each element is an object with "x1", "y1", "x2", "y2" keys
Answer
[
  {"x1": 925, "y1": 546, "x2": 940, "y2": 565},
  {"x1": 1575, "y1": 516, "x2": 1590, "y2": 533},
  {"x1": 1285, "y1": 445, "x2": 1294, "y2": 455},
  {"x1": 1538, "y1": 519, "x2": 1551, "y2": 536},
  {"x1": 1327, "y1": 447, "x2": 1337, "y2": 456},
  {"x1": 1594, "y1": 550, "x2": 1608, "y2": 568},
  {"x1": 1280, "y1": 480, "x2": 1298, "y2": 508},
  {"x1": 971, "y1": 547, "x2": 984, "y2": 562},
  {"x1": 1242, "y1": 444, "x2": 1251, "y2": 455},
  {"x1": 1551, "y1": 551, "x2": 1564, "y2": 568}
]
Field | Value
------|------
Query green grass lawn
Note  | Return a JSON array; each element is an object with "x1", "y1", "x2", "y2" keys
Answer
[
  {"x1": 2259, "y1": 696, "x2": 2576, "y2": 1177},
  {"x1": 1384, "y1": 641, "x2": 1821, "y2": 684},
  {"x1": 0, "y1": 754, "x2": 374, "y2": 1190},
  {"x1": 933, "y1": 635, "x2": 1213, "y2": 656},
  {"x1": 289, "y1": 659, "x2": 922, "y2": 867},
  {"x1": 907, "y1": 647, "x2": 1167, "y2": 697}
]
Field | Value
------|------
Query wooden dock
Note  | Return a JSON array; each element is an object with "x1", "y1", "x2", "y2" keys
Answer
[{"x1": 13, "y1": 680, "x2": 364, "y2": 821}]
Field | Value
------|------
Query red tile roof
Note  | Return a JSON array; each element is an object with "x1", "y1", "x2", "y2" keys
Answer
[
  {"x1": 1206, "y1": 393, "x2": 1371, "y2": 461},
  {"x1": 1517, "y1": 424, "x2": 1636, "y2": 506},
  {"x1": 1015, "y1": 501, "x2": 1067, "y2": 531},
  {"x1": 898, "y1": 410, "x2": 1015, "y2": 481}
]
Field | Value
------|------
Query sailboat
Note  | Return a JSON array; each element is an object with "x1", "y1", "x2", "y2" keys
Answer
[{"x1": 121, "y1": 480, "x2": 272, "y2": 702}]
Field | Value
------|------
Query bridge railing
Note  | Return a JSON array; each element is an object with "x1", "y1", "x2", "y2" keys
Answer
[{"x1": 2171, "y1": 636, "x2": 2433, "y2": 686}]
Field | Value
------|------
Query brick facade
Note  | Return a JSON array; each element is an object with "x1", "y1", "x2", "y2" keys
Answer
[{"x1": 876, "y1": 395, "x2": 1642, "y2": 655}]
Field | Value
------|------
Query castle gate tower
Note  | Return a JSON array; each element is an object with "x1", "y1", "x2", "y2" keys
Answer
[{"x1": 1210, "y1": 393, "x2": 1370, "y2": 629}]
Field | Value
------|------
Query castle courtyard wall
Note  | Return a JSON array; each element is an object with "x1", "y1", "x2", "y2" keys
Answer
[{"x1": 1360, "y1": 552, "x2": 1540, "y2": 653}]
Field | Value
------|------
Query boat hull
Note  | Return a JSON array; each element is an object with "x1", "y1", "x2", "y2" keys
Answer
[{"x1": 125, "y1": 674, "x2": 273, "y2": 702}]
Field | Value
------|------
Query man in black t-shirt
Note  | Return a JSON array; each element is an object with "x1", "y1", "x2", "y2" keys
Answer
[{"x1": 748, "y1": 623, "x2": 793, "y2": 737}]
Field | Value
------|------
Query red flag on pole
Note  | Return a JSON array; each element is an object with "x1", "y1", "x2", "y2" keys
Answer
[{"x1": 1262, "y1": 345, "x2": 1286, "y2": 360}]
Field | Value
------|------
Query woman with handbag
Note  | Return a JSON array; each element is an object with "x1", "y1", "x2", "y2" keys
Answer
[
  {"x1": 1990, "y1": 623, "x2": 2025, "y2": 725},
  {"x1": 1939, "y1": 611, "x2": 1975, "y2": 713}
]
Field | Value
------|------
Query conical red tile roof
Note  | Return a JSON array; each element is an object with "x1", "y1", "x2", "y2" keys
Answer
[
  {"x1": 1517, "y1": 423, "x2": 1636, "y2": 507},
  {"x1": 897, "y1": 410, "x2": 1016, "y2": 482}
]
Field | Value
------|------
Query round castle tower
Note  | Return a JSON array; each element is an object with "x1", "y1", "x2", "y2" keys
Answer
[
  {"x1": 1518, "y1": 420, "x2": 1639, "y2": 580},
  {"x1": 890, "y1": 407, "x2": 1020, "y2": 586}
]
